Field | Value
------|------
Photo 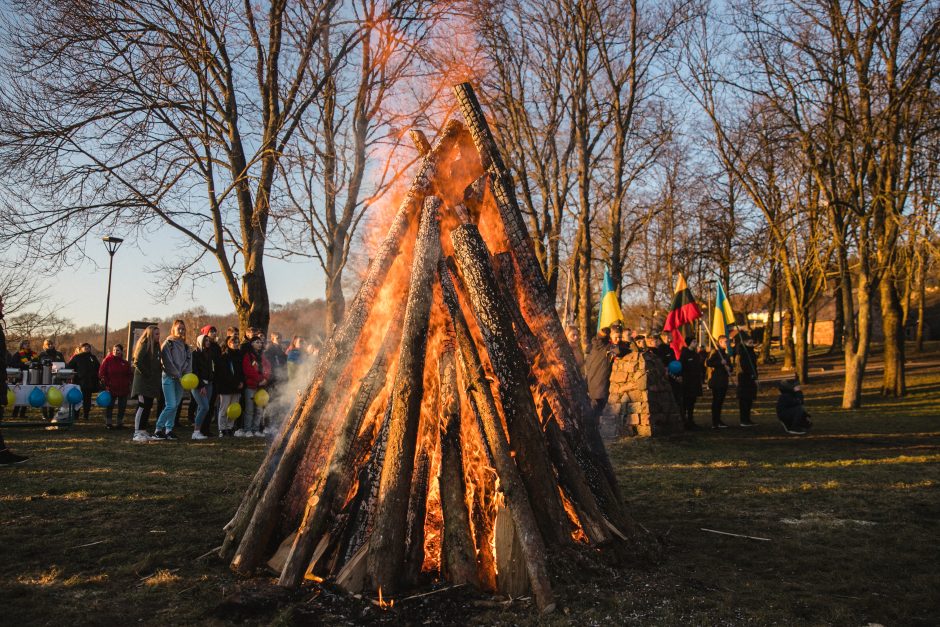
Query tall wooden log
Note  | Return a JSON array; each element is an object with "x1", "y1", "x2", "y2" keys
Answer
[
  {"x1": 437, "y1": 342, "x2": 480, "y2": 588},
  {"x1": 453, "y1": 83, "x2": 588, "y2": 427},
  {"x1": 367, "y1": 196, "x2": 442, "y2": 594},
  {"x1": 450, "y1": 225, "x2": 572, "y2": 547},
  {"x1": 439, "y1": 259, "x2": 556, "y2": 614},
  {"x1": 277, "y1": 301, "x2": 406, "y2": 587},
  {"x1": 403, "y1": 383, "x2": 439, "y2": 584},
  {"x1": 492, "y1": 252, "x2": 630, "y2": 539},
  {"x1": 229, "y1": 121, "x2": 468, "y2": 575}
]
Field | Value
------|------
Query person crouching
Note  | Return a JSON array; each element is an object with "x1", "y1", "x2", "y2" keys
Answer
[{"x1": 777, "y1": 379, "x2": 812, "y2": 435}]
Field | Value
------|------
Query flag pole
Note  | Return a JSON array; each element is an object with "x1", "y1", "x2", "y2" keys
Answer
[{"x1": 698, "y1": 317, "x2": 734, "y2": 381}]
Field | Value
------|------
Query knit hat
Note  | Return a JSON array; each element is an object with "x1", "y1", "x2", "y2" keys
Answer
[{"x1": 200, "y1": 325, "x2": 216, "y2": 335}]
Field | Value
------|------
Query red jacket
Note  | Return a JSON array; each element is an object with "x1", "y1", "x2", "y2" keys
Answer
[
  {"x1": 242, "y1": 351, "x2": 271, "y2": 389},
  {"x1": 99, "y1": 354, "x2": 134, "y2": 397}
]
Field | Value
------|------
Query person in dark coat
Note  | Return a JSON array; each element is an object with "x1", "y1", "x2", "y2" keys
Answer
[
  {"x1": 67, "y1": 343, "x2": 101, "y2": 421},
  {"x1": 39, "y1": 339, "x2": 65, "y2": 363},
  {"x1": 584, "y1": 321, "x2": 630, "y2": 422},
  {"x1": 678, "y1": 337, "x2": 704, "y2": 429},
  {"x1": 189, "y1": 333, "x2": 215, "y2": 440},
  {"x1": 777, "y1": 380, "x2": 812, "y2": 434},
  {"x1": 130, "y1": 325, "x2": 162, "y2": 442},
  {"x1": 0, "y1": 298, "x2": 27, "y2": 465},
  {"x1": 99, "y1": 344, "x2": 133, "y2": 429},
  {"x1": 706, "y1": 335, "x2": 733, "y2": 429},
  {"x1": 735, "y1": 334, "x2": 759, "y2": 426},
  {"x1": 215, "y1": 335, "x2": 245, "y2": 437},
  {"x1": 199, "y1": 325, "x2": 222, "y2": 436}
]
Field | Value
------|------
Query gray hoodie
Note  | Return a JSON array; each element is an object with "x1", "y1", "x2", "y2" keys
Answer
[{"x1": 160, "y1": 337, "x2": 192, "y2": 379}]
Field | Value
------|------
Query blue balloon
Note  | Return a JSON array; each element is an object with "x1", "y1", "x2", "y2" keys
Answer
[
  {"x1": 96, "y1": 390, "x2": 112, "y2": 407},
  {"x1": 29, "y1": 386, "x2": 47, "y2": 408},
  {"x1": 66, "y1": 387, "x2": 83, "y2": 405},
  {"x1": 668, "y1": 360, "x2": 683, "y2": 376}
]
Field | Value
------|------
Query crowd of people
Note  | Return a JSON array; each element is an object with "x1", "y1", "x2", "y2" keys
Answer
[
  {"x1": 2, "y1": 324, "x2": 322, "y2": 444},
  {"x1": 578, "y1": 320, "x2": 811, "y2": 436}
]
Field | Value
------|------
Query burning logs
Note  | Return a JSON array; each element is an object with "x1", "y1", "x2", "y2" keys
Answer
[{"x1": 223, "y1": 84, "x2": 643, "y2": 616}]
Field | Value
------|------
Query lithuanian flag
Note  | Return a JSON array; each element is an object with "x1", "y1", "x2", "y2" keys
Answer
[
  {"x1": 663, "y1": 274, "x2": 703, "y2": 359},
  {"x1": 597, "y1": 267, "x2": 624, "y2": 331},
  {"x1": 711, "y1": 281, "x2": 736, "y2": 339}
]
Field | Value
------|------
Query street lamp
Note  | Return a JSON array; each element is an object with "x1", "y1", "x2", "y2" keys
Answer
[{"x1": 102, "y1": 236, "x2": 124, "y2": 356}]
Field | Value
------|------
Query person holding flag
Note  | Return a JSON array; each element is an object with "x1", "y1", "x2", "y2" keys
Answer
[
  {"x1": 585, "y1": 268, "x2": 630, "y2": 425},
  {"x1": 663, "y1": 274, "x2": 703, "y2": 359},
  {"x1": 712, "y1": 281, "x2": 738, "y2": 360}
]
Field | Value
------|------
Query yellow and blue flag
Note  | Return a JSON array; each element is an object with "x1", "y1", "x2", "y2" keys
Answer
[
  {"x1": 711, "y1": 281, "x2": 736, "y2": 339},
  {"x1": 597, "y1": 267, "x2": 624, "y2": 331}
]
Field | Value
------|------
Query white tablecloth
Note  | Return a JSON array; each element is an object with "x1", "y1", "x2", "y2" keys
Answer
[{"x1": 10, "y1": 383, "x2": 82, "y2": 410}]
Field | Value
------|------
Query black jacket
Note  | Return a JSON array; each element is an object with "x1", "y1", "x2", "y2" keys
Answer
[
  {"x1": 706, "y1": 348, "x2": 731, "y2": 389},
  {"x1": 191, "y1": 348, "x2": 214, "y2": 389},
  {"x1": 214, "y1": 346, "x2": 245, "y2": 395},
  {"x1": 776, "y1": 388, "x2": 805, "y2": 422},
  {"x1": 585, "y1": 336, "x2": 628, "y2": 400},
  {"x1": 40, "y1": 348, "x2": 65, "y2": 363},
  {"x1": 68, "y1": 352, "x2": 101, "y2": 390},
  {"x1": 679, "y1": 347, "x2": 704, "y2": 398},
  {"x1": 736, "y1": 345, "x2": 759, "y2": 400}
]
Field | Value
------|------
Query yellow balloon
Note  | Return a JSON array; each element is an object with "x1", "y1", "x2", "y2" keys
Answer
[
  {"x1": 254, "y1": 389, "x2": 270, "y2": 408},
  {"x1": 180, "y1": 373, "x2": 199, "y2": 391},
  {"x1": 6, "y1": 389, "x2": 14, "y2": 407},
  {"x1": 226, "y1": 402, "x2": 242, "y2": 419},
  {"x1": 46, "y1": 387, "x2": 64, "y2": 407}
]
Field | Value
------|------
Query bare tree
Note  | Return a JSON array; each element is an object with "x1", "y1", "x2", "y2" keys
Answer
[{"x1": 0, "y1": 0, "x2": 363, "y2": 330}]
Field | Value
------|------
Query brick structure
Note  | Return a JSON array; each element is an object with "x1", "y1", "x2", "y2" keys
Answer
[{"x1": 599, "y1": 351, "x2": 684, "y2": 439}]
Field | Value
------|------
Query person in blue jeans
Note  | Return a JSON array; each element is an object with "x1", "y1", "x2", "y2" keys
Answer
[
  {"x1": 189, "y1": 333, "x2": 214, "y2": 440},
  {"x1": 154, "y1": 319, "x2": 192, "y2": 440}
]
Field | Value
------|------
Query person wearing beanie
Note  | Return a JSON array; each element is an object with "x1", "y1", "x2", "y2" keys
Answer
[
  {"x1": 585, "y1": 320, "x2": 630, "y2": 424},
  {"x1": 735, "y1": 334, "x2": 759, "y2": 426},
  {"x1": 189, "y1": 333, "x2": 215, "y2": 440},
  {"x1": 706, "y1": 335, "x2": 733, "y2": 429},
  {"x1": 777, "y1": 379, "x2": 812, "y2": 434}
]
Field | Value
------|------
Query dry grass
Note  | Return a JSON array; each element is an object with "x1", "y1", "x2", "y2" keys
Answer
[{"x1": 1, "y1": 343, "x2": 938, "y2": 625}]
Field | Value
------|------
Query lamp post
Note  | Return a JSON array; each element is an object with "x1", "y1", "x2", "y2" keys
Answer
[{"x1": 102, "y1": 236, "x2": 124, "y2": 357}]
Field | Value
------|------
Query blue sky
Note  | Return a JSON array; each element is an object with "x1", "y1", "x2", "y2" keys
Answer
[{"x1": 38, "y1": 228, "x2": 327, "y2": 328}]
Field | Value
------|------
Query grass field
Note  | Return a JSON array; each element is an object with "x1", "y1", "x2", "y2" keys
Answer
[{"x1": 1, "y1": 345, "x2": 938, "y2": 625}]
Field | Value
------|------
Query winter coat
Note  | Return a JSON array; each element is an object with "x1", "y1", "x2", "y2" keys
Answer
[
  {"x1": 68, "y1": 352, "x2": 101, "y2": 390},
  {"x1": 706, "y1": 348, "x2": 731, "y2": 390},
  {"x1": 736, "y1": 345, "x2": 759, "y2": 401},
  {"x1": 160, "y1": 337, "x2": 192, "y2": 379},
  {"x1": 191, "y1": 335, "x2": 214, "y2": 389},
  {"x1": 584, "y1": 336, "x2": 629, "y2": 400},
  {"x1": 39, "y1": 348, "x2": 65, "y2": 363},
  {"x1": 99, "y1": 354, "x2": 133, "y2": 397},
  {"x1": 12, "y1": 349, "x2": 37, "y2": 369},
  {"x1": 214, "y1": 346, "x2": 245, "y2": 395},
  {"x1": 679, "y1": 347, "x2": 704, "y2": 398},
  {"x1": 653, "y1": 344, "x2": 673, "y2": 368},
  {"x1": 242, "y1": 350, "x2": 272, "y2": 390},
  {"x1": 776, "y1": 387, "x2": 805, "y2": 422},
  {"x1": 264, "y1": 343, "x2": 287, "y2": 372},
  {"x1": 131, "y1": 342, "x2": 162, "y2": 398}
]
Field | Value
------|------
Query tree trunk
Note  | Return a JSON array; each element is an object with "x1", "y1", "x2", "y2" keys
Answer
[
  {"x1": 829, "y1": 275, "x2": 845, "y2": 354},
  {"x1": 879, "y1": 273, "x2": 906, "y2": 397},
  {"x1": 842, "y1": 274, "x2": 874, "y2": 409},
  {"x1": 782, "y1": 307, "x2": 795, "y2": 371},
  {"x1": 915, "y1": 254, "x2": 926, "y2": 353},
  {"x1": 439, "y1": 259, "x2": 556, "y2": 614},
  {"x1": 367, "y1": 196, "x2": 441, "y2": 594},
  {"x1": 450, "y1": 225, "x2": 573, "y2": 547},
  {"x1": 760, "y1": 264, "x2": 777, "y2": 363},
  {"x1": 437, "y1": 344, "x2": 480, "y2": 588}
]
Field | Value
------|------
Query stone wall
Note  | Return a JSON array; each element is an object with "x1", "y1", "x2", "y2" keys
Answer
[{"x1": 599, "y1": 351, "x2": 683, "y2": 439}]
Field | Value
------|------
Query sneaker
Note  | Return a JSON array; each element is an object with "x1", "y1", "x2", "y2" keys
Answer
[
  {"x1": 740, "y1": 420, "x2": 756, "y2": 427},
  {"x1": 0, "y1": 449, "x2": 29, "y2": 466},
  {"x1": 106, "y1": 424, "x2": 114, "y2": 430},
  {"x1": 165, "y1": 431, "x2": 178, "y2": 440},
  {"x1": 132, "y1": 430, "x2": 151, "y2": 443},
  {"x1": 152, "y1": 430, "x2": 167, "y2": 440},
  {"x1": 712, "y1": 421, "x2": 729, "y2": 429},
  {"x1": 191, "y1": 431, "x2": 208, "y2": 441},
  {"x1": 780, "y1": 421, "x2": 806, "y2": 435},
  {"x1": 234, "y1": 429, "x2": 248, "y2": 438}
]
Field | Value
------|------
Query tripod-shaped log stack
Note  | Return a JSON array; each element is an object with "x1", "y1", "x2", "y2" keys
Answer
[{"x1": 221, "y1": 83, "x2": 642, "y2": 614}]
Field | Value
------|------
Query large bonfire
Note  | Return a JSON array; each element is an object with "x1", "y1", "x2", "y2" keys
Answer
[{"x1": 221, "y1": 83, "x2": 644, "y2": 614}]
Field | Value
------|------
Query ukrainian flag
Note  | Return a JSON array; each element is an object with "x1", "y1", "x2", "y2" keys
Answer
[
  {"x1": 711, "y1": 281, "x2": 736, "y2": 339},
  {"x1": 597, "y1": 267, "x2": 624, "y2": 331}
]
